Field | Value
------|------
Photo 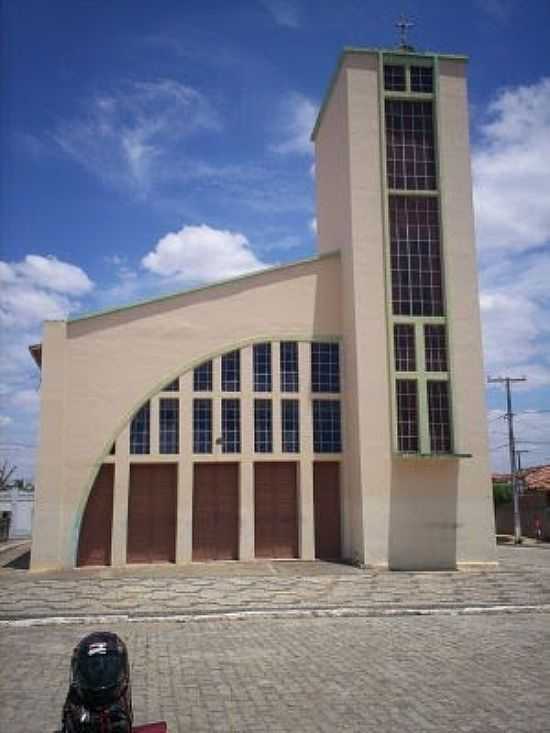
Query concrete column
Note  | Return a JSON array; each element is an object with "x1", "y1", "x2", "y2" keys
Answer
[
  {"x1": 177, "y1": 371, "x2": 193, "y2": 563},
  {"x1": 150, "y1": 397, "x2": 159, "y2": 455},
  {"x1": 239, "y1": 460, "x2": 255, "y2": 560},
  {"x1": 297, "y1": 341, "x2": 314, "y2": 559},
  {"x1": 271, "y1": 342, "x2": 281, "y2": 454},
  {"x1": 31, "y1": 322, "x2": 67, "y2": 570},
  {"x1": 111, "y1": 425, "x2": 130, "y2": 566},
  {"x1": 240, "y1": 346, "x2": 253, "y2": 459},
  {"x1": 298, "y1": 342, "x2": 312, "y2": 455},
  {"x1": 176, "y1": 461, "x2": 193, "y2": 562},
  {"x1": 299, "y1": 459, "x2": 315, "y2": 560},
  {"x1": 213, "y1": 355, "x2": 222, "y2": 455}
]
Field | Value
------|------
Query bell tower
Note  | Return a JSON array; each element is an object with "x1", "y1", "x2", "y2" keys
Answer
[{"x1": 312, "y1": 45, "x2": 496, "y2": 569}]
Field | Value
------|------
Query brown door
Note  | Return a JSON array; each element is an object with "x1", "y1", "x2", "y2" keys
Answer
[
  {"x1": 314, "y1": 462, "x2": 341, "y2": 559},
  {"x1": 77, "y1": 464, "x2": 114, "y2": 567},
  {"x1": 193, "y1": 463, "x2": 239, "y2": 560},
  {"x1": 127, "y1": 464, "x2": 177, "y2": 563},
  {"x1": 255, "y1": 462, "x2": 298, "y2": 558}
]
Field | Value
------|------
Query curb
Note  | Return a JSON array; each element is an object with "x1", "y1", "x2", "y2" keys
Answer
[{"x1": 1, "y1": 603, "x2": 549, "y2": 627}]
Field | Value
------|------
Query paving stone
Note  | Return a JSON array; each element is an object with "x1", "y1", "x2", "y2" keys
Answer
[{"x1": 0, "y1": 546, "x2": 548, "y2": 622}]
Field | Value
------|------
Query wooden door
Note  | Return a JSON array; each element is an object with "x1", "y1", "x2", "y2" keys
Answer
[
  {"x1": 314, "y1": 462, "x2": 341, "y2": 559},
  {"x1": 254, "y1": 462, "x2": 298, "y2": 558},
  {"x1": 77, "y1": 464, "x2": 114, "y2": 567},
  {"x1": 193, "y1": 463, "x2": 239, "y2": 560},
  {"x1": 127, "y1": 464, "x2": 177, "y2": 563}
]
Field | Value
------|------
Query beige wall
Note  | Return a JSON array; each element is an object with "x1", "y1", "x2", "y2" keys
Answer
[
  {"x1": 437, "y1": 59, "x2": 496, "y2": 565},
  {"x1": 32, "y1": 255, "x2": 342, "y2": 569},
  {"x1": 315, "y1": 52, "x2": 393, "y2": 567}
]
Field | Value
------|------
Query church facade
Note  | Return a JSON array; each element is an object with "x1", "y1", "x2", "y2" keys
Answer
[{"x1": 30, "y1": 46, "x2": 497, "y2": 571}]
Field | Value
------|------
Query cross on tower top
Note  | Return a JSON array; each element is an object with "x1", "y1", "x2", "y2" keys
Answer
[{"x1": 395, "y1": 14, "x2": 415, "y2": 51}]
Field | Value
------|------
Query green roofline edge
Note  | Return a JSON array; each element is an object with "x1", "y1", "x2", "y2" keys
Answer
[
  {"x1": 66, "y1": 250, "x2": 340, "y2": 324},
  {"x1": 311, "y1": 46, "x2": 468, "y2": 141}
]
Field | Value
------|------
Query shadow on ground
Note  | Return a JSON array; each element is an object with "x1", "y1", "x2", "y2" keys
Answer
[{"x1": 4, "y1": 550, "x2": 31, "y2": 570}]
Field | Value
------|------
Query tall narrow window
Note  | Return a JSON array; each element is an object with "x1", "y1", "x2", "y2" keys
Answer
[
  {"x1": 281, "y1": 399, "x2": 300, "y2": 453},
  {"x1": 396, "y1": 380, "x2": 418, "y2": 452},
  {"x1": 394, "y1": 324, "x2": 416, "y2": 372},
  {"x1": 389, "y1": 195, "x2": 444, "y2": 317},
  {"x1": 254, "y1": 399, "x2": 272, "y2": 453},
  {"x1": 159, "y1": 398, "x2": 179, "y2": 454},
  {"x1": 384, "y1": 64, "x2": 406, "y2": 91},
  {"x1": 428, "y1": 381, "x2": 452, "y2": 453},
  {"x1": 280, "y1": 341, "x2": 299, "y2": 392},
  {"x1": 410, "y1": 66, "x2": 433, "y2": 93},
  {"x1": 222, "y1": 350, "x2": 240, "y2": 391},
  {"x1": 193, "y1": 399, "x2": 212, "y2": 454},
  {"x1": 253, "y1": 343, "x2": 272, "y2": 392},
  {"x1": 194, "y1": 360, "x2": 212, "y2": 391},
  {"x1": 424, "y1": 325, "x2": 448, "y2": 372},
  {"x1": 385, "y1": 100, "x2": 436, "y2": 190},
  {"x1": 311, "y1": 342, "x2": 340, "y2": 393},
  {"x1": 130, "y1": 402, "x2": 150, "y2": 455},
  {"x1": 163, "y1": 378, "x2": 179, "y2": 392},
  {"x1": 222, "y1": 399, "x2": 240, "y2": 453},
  {"x1": 313, "y1": 400, "x2": 342, "y2": 453}
]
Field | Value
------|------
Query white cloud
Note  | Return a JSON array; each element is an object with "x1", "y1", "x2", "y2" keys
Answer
[
  {"x1": 260, "y1": 0, "x2": 300, "y2": 28},
  {"x1": 0, "y1": 415, "x2": 12, "y2": 428},
  {"x1": 488, "y1": 409, "x2": 550, "y2": 472},
  {"x1": 10, "y1": 389, "x2": 39, "y2": 412},
  {"x1": 473, "y1": 77, "x2": 550, "y2": 253},
  {"x1": 309, "y1": 217, "x2": 317, "y2": 234},
  {"x1": 480, "y1": 251, "x2": 550, "y2": 388},
  {"x1": 14, "y1": 255, "x2": 93, "y2": 295},
  {"x1": 142, "y1": 224, "x2": 268, "y2": 284},
  {"x1": 0, "y1": 254, "x2": 94, "y2": 479},
  {"x1": 270, "y1": 93, "x2": 317, "y2": 156},
  {"x1": 474, "y1": 0, "x2": 513, "y2": 22},
  {"x1": 0, "y1": 255, "x2": 93, "y2": 328},
  {"x1": 55, "y1": 80, "x2": 221, "y2": 197}
]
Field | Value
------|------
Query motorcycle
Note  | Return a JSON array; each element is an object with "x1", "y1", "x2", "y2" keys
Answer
[{"x1": 57, "y1": 631, "x2": 167, "y2": 733}]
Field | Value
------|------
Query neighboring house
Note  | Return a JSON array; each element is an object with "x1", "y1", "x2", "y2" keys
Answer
[
  {"x1": 494, "y1": 466, "x2": 550, "y2": 540},
  {"x1": 0, "y1": 486, "x2": 34, "y2": 540},
  {"x1": 29, "y1": 44, "x2": 496, "y2": 572}
]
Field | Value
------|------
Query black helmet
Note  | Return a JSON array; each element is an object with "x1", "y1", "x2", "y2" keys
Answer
[{"x1": 70, "y1": 632, "x2": 130, "y2": 710}]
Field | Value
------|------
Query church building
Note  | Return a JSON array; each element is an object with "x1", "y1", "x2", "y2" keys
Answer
[{"x1": 30, "y1": 44, "x2": 497, "y2": 571}]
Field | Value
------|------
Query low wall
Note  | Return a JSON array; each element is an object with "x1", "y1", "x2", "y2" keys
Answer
[{"x1": 495, "y1": 492, "x2": 550, "y2": 539}]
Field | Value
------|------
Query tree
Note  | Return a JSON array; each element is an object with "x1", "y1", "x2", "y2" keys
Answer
[
  {"x1": 493, "y1": 481, "x2": 513, "y2": 506},
  {"x1": 0, "y1": 460, "x2": 17, "y2": 492}
]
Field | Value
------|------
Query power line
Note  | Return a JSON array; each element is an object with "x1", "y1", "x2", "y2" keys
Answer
[{"x1": 516, "y1": 409, "x2": 550, "y2": 415}]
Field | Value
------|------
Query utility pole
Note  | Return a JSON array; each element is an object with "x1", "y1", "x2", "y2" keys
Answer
[
  {"x1": 488, "y1": 376, "x2": 527, "y2": 544},
  {"x1": 516, "y1": 449, "x2": 530, "y2": 474}
]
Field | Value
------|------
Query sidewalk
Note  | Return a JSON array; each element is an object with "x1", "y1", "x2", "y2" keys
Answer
[{"x1": 1, "y1": 544, "x2": 548, "y2": 624}]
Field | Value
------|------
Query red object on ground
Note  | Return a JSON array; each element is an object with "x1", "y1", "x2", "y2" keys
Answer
[{"x1": 133, "y1": 723, "x2": 168, "y2": 732}]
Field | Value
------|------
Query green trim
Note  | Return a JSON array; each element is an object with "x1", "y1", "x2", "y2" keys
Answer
[
  {"x1": 388, "y1": 188, "x2": 439, "y2": 197},
  {"x1": 395, "y1": 452, "x2": 472, "y2": 460},
  {"x1": 393, "y1": 315, "x2": 446, "y2": 325},
  {"x1": 433, "y1": 56, "x2": 456, "y2": 455},
  {"x1": 67, "y1": 251, "x2": 340, "y2": 325},
  {"x1": 378, "y1": 51, "x2": 399, "y2": 454},
  {"x1": 384, "y1": 92, "x2": 434, "y2": 101},
  {"x1": 379, "y1": 52, "x2": 455, "y2": 456},
  {"x1": 68, "y1": 333, "x2": 342, "y2": 566}
]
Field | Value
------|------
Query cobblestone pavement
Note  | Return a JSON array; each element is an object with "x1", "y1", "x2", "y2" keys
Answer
[
  {"x1": 0, "y1": 546, "x2": 549, "y2": 622},
  {"x1": 1, "y1": 613, "x2": 548, "y2": 733}
]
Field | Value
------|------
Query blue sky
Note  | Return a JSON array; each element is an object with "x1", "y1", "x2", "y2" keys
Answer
[{"x1": 1, "y1": 0, "x2": 549, "y2": 477}]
